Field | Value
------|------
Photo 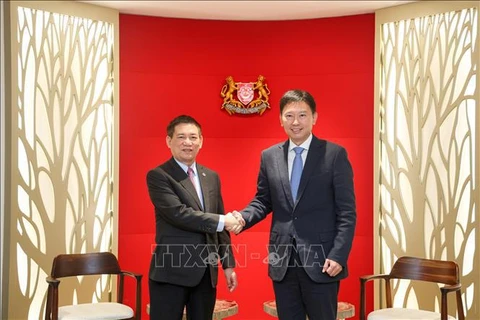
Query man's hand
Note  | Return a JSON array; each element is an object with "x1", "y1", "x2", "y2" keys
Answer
[
  {"x1": 231, "y1": 211, "x2": 245, "y2": 225},
  {"x1": 225, "y1": 211, "x2": 245, "y2": 234},
  {"x1": 322, "y1": 259, "x2": 343, "y2": 277},
  {"x1": 224, "y1": 268, "x2": 238, "y2": 292}
]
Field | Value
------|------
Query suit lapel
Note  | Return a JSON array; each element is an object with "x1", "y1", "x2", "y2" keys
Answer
[
  {"x1": 165, "y1": 158, "x2": 203, "y2": 211},
  {"x1": 276, "y1": 141, "x2": 295, "y2": 207},
  {"x1": 197, "y1": 164, "x2": 209, "y2": 212},
  {"x1": 296, "y1": 136, "x2": 325, "y2": 202}
]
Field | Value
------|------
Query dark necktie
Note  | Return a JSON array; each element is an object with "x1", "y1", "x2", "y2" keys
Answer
[{"x1": 291, "y1": 147, "x2": 304, "y2": 201}]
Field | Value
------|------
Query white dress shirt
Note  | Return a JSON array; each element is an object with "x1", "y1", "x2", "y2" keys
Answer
[{"x1": 174, "y1": 158, "x2": 224, "y2": 231}]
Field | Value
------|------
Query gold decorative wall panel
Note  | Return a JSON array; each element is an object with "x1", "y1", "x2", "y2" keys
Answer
[
  {"x1": 5, "y1": 2, "x2": 118, "y2": 319},
  {"x1": 376, "y1": 2, "x2": 478, "y2": 319},
  {"x1": 0, "y1": 0, "x2": 7, "y2": 317}
]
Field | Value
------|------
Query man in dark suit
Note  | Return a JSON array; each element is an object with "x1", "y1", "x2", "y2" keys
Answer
[
  {"x1": 235, "y1": 90, "x2": 356, "y2": 320},
  {"x1": 146, "y1": 115, "x2": 243, "y2": 320}
]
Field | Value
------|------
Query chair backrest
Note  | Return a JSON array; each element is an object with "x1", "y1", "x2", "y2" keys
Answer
[
  {"x1": 389, "y1": 256, "x2": 460, "y2": 285},
  {"x1": 360, "y1": 256, "x2": 464, "y2": 320},
  {"x1": 51, "y1": 252, "x2": 122, "y2": 278}
]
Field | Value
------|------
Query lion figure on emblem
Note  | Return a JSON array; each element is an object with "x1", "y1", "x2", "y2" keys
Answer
[
  {"x1": 221, "y1": 76, "x2": 242, "y2": 108},
  {"x1": 249, "y1": 75, "x2": 270, "y2": 108}
]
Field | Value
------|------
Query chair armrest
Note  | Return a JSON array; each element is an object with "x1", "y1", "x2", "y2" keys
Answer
[
  {"x1": 46, "y1": 276, "x2": 60, "y2": 287},
  {"x1": 119, "y1": 271, "x2": 143, "y2": 320},
  {"x1": 45, "y1": 277, "x2": 61, "y2": 320},
  {"x1": 360, "y1": 274, "x2": 389, "y2": 320},
  {"x1": 439, "y1": 283, "x2": 464, "y2": 320},
  {"x1": 440, "y1": 283, "x2": 461, "y2": 294},
  {"x1": 121, "y1": 270, "x2": 143, "y2": 280},
  {"x1": 360, "y1": 274, "x2": 389, "y2": 283}
]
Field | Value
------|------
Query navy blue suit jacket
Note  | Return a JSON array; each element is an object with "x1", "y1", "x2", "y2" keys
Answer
[{"x1": 242, "y1": 136, "x2": 356, "y2": 282}]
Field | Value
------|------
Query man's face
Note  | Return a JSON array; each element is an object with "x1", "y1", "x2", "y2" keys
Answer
[
  {"x1": 280, "y1": 101, "x2": 318, "y2": 145},
  {"x1": 166, "y1": 123, "x2": 203, "y2": 166}
]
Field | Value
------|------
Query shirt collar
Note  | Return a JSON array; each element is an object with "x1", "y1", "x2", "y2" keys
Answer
[
  {"x1": 174, "y1": 158, "x2": 197, "y2": 175},
  {"x1": 289, "y1": 133, "x2": 313, "y2": 152}
]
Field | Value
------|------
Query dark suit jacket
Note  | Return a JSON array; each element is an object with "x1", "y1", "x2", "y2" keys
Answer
[
  {"x1": 242, "y1": 135, "x2": 356, "y2": 283},
  {"x1": 146, "y1": 157, "x2": 235, "y2": 288}
]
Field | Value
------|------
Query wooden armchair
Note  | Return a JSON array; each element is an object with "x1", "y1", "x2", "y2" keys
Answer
[
  {"x1": 360, "y1": 256, "x2": 465, "y2": 320},
  {"x1": 45, "y1": 252, "x2": 142, "y2": 320}
]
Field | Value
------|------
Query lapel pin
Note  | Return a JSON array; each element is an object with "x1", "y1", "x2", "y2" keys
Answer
[{"x1": 202, "y1": 172, "x2": 206, "y2": 177}]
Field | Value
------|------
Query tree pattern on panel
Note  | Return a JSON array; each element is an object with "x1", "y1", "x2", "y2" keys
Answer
[
  {"x1": 379, "y1": 8, "x2": 478, "y2": 318},
  {"x1": 13, "y1": 7, "x2": 115, "y2": 319}
]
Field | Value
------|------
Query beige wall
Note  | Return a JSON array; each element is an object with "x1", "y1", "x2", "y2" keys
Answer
[
  {"x1": 375, "y1": 1, "x2": 479, "y2": 319},
  {"x1": 2, "y1": 1, "x2": 119, "y2": 319},
  {"x1": 1, "y1": 0, "x2": 7, "y2": 317}
]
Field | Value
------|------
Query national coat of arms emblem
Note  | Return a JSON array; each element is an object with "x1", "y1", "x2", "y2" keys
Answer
[{"x1": 220, "y1": 75, "x2": 271, "y2": 115}]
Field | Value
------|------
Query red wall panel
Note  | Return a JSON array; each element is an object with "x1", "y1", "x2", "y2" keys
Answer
[{"x1": 119, "y1": 13, "x2": 374, "y2": 319}]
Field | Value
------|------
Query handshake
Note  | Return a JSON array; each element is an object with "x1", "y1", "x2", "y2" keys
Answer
[{"x1": 224, "y1": 211, "x2": 245, "y2": 234}]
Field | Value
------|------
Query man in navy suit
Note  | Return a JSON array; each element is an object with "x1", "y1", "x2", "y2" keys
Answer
[
  {"x1": 235, "y1": 90, "x2": 357, "y2": 320},
  {"x1": 146, "y1": 115, "x2": 243, "y2": 320}
]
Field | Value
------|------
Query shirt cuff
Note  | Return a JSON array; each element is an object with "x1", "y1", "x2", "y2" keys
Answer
[{"x1": 217, "y1": 215, "x2": 225, "y2": 232}]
